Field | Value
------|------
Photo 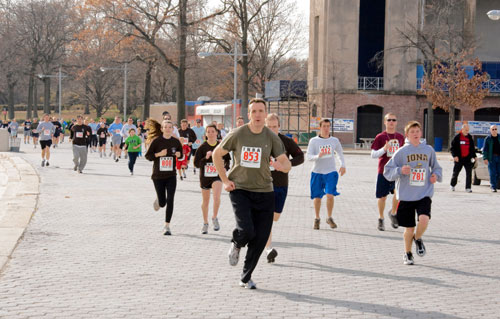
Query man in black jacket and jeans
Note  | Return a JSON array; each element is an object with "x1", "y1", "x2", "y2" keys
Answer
[{"x1": 450, "y1": 123, "x2": 476, "y2": 193}]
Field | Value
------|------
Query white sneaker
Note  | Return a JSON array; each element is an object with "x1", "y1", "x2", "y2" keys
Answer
[
  {"x1": 228, "y1": 242, "x2": 240, "y2": 266},
  {"x1": 212, "y1": 217, "x2": 220, "y2": 231},
  {"x1": 239, "y1": 279, "x2": 256, "y2": 289},
  {"x1": 153, "y1": 199, "x2": 160, "y2": 211},
  {"x1": 450, "y1": 186, "x2": 455, "y2": 191},
  {"x1": 465, "y1": 188, "x2": 472, "y2": 193},
  {"x1": 201, "y1": 223, "x2": 209, "y2": 234}
]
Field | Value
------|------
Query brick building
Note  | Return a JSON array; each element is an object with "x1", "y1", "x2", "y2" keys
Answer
[{"x1": 308, "y1": 0, "x2": 500, "y2": 147}]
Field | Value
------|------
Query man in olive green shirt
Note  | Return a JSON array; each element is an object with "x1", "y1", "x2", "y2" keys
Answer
[{"x1": 213, "y1": 98, "x2": 291, "y2": 289}]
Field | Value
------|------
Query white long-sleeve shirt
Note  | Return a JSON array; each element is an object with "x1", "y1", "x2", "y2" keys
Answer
[{"x1": 306, "y1": 136, "x2": 345, "y2": 174}]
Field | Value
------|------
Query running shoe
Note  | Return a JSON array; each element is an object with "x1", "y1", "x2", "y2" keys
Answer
[
  {"x1": 212, "y1": 217, "x2": 220, "y2": 231},
  {"x1": 180, "y1": 175, "x2": 183, "y2": 181},
  {"x1": 313, "y1": 218, "x2": 320, "y2": 230},
  {"x1": 403, "y1": 252, "x2": 414, "y2": 265},
  {"x1": 377, "y1": 218, "x2": 385, "y2": 231},
  {"x1": 326, "y1": 217, "x2": 337, "y2": 229},
  {"x1": 201, "y1": 223, "x2": 209, "y2": 234},
  {"x1": 41, "y1": 160, "x2": 45, "y2": 167},
  {"x1": 492, "y1": 188, "x2": 497, "y2": 193},
  {"x1": 450, "y1": 186, "x2": 455, "y2": 191},
  {"x1": 115, "y1": 158, "x2": 119, "y2": 162},
  {"x1": 466, "y1": 188, "x2": 472, "y2": 193},
  {"x1": 183, "y1": 172, "x2": 187, "y2": 179},
  {"x1": 45, "y1": 161, "x2": 49, "y2": 167},
  {"x1": 239, "y1": 279, "x2": 256, "y2": 289},
  {"x1": 228, "y1": 242, "x2": 240, "y2": 266},
  {"x1": 153, "y1": 199, "x2": 160, "y2": 211},
  {"x1": 414, "y1": 236, "x2": 426, "y2": 257},
  {"x1": 130, "y1": 171, "x2": 133, "y2": 176},
  {"x1": 388, "y1": 212, "x2": 399, "y2": 229},
  {"x1": 163, "y1": 226, "x2": 171, "y2": 236},
  {"x1": 266, "y1": 248, "x2": 278, "y2": 263}
]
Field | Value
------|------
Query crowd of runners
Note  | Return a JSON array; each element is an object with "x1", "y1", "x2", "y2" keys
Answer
[{"x1": 4, "y1": 97, "x2": 500, "y2": 289}]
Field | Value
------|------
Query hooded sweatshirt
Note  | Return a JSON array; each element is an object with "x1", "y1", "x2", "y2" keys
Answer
[{"x1": 383, "y1": 140, "x2": 442, "y2": 201}]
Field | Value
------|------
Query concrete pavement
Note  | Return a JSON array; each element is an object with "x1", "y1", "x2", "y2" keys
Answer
[{"x1": 0, "y1": 140, "x2": 499, "y2": 318}]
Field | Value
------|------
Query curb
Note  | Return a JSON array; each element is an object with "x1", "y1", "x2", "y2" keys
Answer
[{"x1": 0, "y1": 153, "x2": 40, "y2": 275}]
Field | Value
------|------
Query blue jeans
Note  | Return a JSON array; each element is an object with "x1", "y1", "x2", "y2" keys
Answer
[{"x1": 488, "y1": 155, "x2": 500, "y2": 189}]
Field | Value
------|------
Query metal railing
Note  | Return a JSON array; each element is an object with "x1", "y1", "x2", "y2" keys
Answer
[{"x1": 358, "y1": 77, "x2": 384, "y2": 91}]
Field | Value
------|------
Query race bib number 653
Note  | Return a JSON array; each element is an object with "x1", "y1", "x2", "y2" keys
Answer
[
  {"x1": 241, "y1": 146, "x2": 262, "y2": 168},
  {"x1": 410, "y1": 168, "x2": 426, "y2": 187}
]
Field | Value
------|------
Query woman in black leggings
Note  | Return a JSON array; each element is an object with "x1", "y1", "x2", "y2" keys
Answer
[{"x1": 145, "y1": 120, "x2": 182, "y2": 235}]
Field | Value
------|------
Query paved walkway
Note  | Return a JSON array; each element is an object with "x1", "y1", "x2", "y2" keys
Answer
[{"x1": 0, "y1": 141, "x2": 499, "y2": 318}]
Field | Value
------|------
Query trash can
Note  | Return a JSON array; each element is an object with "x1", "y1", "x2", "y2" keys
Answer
[
  {"x1": 434, "y1": 137, "x2": 443, "y2": 152},
  {"x1": 477, "y1": 137, "x2": 485, "y2": 150},
  {"x1": 9, "y1": 137, "x2": 21, "y2": 152}
]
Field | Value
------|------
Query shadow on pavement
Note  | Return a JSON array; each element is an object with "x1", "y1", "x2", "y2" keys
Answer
[
  {"x1": 273, "y1": 261, "x2": 457, "y2": 289},
  {"x1": 335, "y1": 230, "x2": 459, "y2": 246},
  {"x1": 272, "y1": 241, "x2": 335, "y2": 251},
  {"x1": 177, "y1": 233, "x2": 231, "y2": 245},
  {"x1": 256, "y1": 289, "x2": 464, "y2": 319},
  {"x1": 417, "y1": 264, "x2": 500, "y2": 281}
]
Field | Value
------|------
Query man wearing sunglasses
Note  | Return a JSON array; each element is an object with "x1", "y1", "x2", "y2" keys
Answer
[
  {"x1": 483, "y1": 125, "x2": 500, "y2": 192},
  {"x1": 371, "y1": 113, "x2": 405, "y2": 231}
]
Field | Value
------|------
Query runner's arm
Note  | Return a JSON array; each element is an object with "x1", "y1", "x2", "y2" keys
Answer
[
  {"x1": 371, "y1": 148, "x2": 385, "y2": 159},
  {"x1": 212, "y1": 145, "x2": 230, "y2": 183},
  {"x1": 335, "y1": 140, "x2": 346, "y2": 168},
  {"x1": 288, "y1": 139, "x2": 304, "y2": 166},
  {"x1": 383, "y1": 154, "x2": 402, "y2": 181},
  {"x1": 306, "y1": 139, "x2": 320, "y2": 161},
  {"x1": 274, "y1": 153, "x2": 291, "y2": 173}
]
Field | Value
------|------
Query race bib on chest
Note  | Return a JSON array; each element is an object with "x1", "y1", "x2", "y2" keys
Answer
[
  {"x1": 76, "y1": 132, "x2": 83, "y2": 138},
  {"x1": 204, "y1": 163, "x2": 218, "y2": 177},
  {"x1": 92, "y1": 130, "x2": 97, "y2": 135},
  {"x1": 319, "y1": 145, "x2": 332, "y2": 158},
  {"x1": 115, "y1": 129, "x2": 120, "y2": 134},
  {"x1": 410, "y1": 168, "x2": 426, "y2": 187},
  {"x1": 159, "y1": 157, "x2": 173, "y2": 171},
  {"x1": 241, "y1": 146, "x2": 262, "y2": 168},
  {"x1": 100, "y1": 133, "x2": 105, "y2": 138},
  {"x1": 44, "y1": 129, "x2": 50, "y2": 136},
  {"x1": 387, "y1": 140, "x2": 400, "y2": 157}
]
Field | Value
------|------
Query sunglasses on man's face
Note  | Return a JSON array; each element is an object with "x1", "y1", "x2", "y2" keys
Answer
[
  {"x1": 387, "y1": 119, "x2": 397, "y2": 122},
  {"x1": 492, "y1": 128, "x2": 498, "y2": 131}
]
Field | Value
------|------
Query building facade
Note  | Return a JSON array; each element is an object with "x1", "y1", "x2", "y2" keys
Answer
[{"x1": 308, "y1": 0, "x2": 500, "y2": 147}]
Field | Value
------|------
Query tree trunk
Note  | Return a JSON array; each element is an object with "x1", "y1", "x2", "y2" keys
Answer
[
  {"x1": 448, "y1": 105, "x2": 455, "y2": 151},
  {"x1": 43, "y1": 77, "x2": 51, "y2": 114},
  {"x1": 33, "y1": 79, "x2": 38, "y2": 118},
  {"x1": 240, "y1": 27, "x2": 249, "y2": 120},
  {"x1": 27, "y1": 71, "x2": 34, "y2": 119},
  {"x1": 7, "y1": 76, "x2": 15, "y2": 120},
  {"x1": 143, "y1": 61, "x2": 153, "y2": 120},
  {"x1": 176, "y1": 0, "x2": 187, "y2": 123}
]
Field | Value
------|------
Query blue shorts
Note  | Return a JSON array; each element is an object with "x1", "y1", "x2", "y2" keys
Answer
[
  {"x1": 310, "y1": 171, "x2": 340, "y2": 199},
  {"x1": 376, "y1": 173, "x2": 395, "y2": 198},
  {"x1": 273, "y1": 186, "x2": 288, "y2": 213}
]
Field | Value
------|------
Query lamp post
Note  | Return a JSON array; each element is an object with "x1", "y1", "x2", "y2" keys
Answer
[
  {"x1": 100, "y1": 63, "x2": 128, "y2": 120},
  {"x1": 198, "y1": 41, "x2": 247, "y2": 128},
  {"x1": 37, "y1": 66, "x2": 67, "y2": 118},
  {"x1": 487, "y1": 10, "x2": 500, "y2": 20}
]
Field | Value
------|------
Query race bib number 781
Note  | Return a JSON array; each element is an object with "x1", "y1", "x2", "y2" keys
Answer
[{"x1": 410, "y1": 168, "x2": 426, "y2": 187}]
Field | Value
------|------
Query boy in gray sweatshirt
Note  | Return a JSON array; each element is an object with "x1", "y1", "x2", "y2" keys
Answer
[{"x1": 384, "y1": 121, "x2": 442, "y2": 265}]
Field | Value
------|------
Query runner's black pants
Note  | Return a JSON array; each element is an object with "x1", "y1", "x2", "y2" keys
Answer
[
  {"x1": 229, "y1": 189, "x2": 274, "y2": 283},
  {"x1": 450, "y1": 158, "x2": 473, "y2": 189},
  {"x1": 153, "y1": 176, "x2": 177, "y2": 223}
]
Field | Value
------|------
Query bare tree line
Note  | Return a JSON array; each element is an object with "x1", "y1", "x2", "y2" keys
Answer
[{"x1": 0, "y1": 0, "x2": 306, "y2": 121}]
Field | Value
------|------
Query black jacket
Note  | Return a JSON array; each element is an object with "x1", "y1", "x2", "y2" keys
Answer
[{"x1": 450, "y1": 133, "x2": 476, "y2": 159}]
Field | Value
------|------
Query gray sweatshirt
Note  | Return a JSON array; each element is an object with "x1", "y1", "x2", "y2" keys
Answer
[
  {"x1": 36, "y1": 121, "x2": 55, "y2": 141},
  {"x1": 383, "y1": 140, "x2": 442, "y2": 201}
]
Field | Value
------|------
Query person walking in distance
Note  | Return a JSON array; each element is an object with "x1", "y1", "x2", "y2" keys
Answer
[
  {"x1": 371, "y1": 113, "x2": 404, "y2": 231},
  {"x1": 145, "y1": 120, "x2": 183, "y2": 236},
  {"x1": 483, "y1": 125, "x2": 500, "y2": 192},
  {"x1": 191, "y1": 119, "x2": 205, "y2": 174},
  {"x1": 212, "y1": 98, "x2": 291, "y2": 289},
  {"x1": 124, "y1": 128, "x2": 142, "y2": 175},
  {"x1": 450, "y1": 123, "x2": 476, "y2": 193},
  {"x1": 306, "y1": 119, "x2": 346, "y2": 230},
  {"x1": 97, "y1": 122, "x2": 109, "y2": 158},
  {"x1": 108, "y1": 117, "x2": 124, "y2": 162},
  {"x1": 384, "y1": 121, "x2": 442, "y2": 265},
  {"x1": 194, "y1": 124, "x2": 231, "y2": 234},
  {"x1": 88, "y1": 118, "x2": 99, "y2": 153},
  {"x1": 36, "y1": 114, "x2": 56, "y2": 167},
  {"x1": 23, "y1": 119, "x2": 31, "y2": 144},
  {"x1": 31, "y1": 118, "x2": 39, "y2": 148},
  {"x1": 264, "y1": 113, "x2": 304, "y2": 263},
  {"x1": 70, "y1": 115, "x2": 91, "y2": 173}
]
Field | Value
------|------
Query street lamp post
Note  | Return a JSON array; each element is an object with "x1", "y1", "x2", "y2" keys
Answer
[
  {"x1": 100, "y1": 63, "x2": 128, "y2": 120},
  {"x1": 38, "y1": 66, "x2": 67, "y2": 118},
  {"x1": 198, "y1": 41, "x2": 247, "y2": 128}
]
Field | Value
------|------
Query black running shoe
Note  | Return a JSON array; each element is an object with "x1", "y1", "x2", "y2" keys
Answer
[
  {"x1": 266, "y1": 248, "x2": 278, "y2": 263},
  {"x1": 388, "y1": 212, "x2": 399, "y2": 229},
  {"x1": 377, "y1": 218, "x2": 385, "y2": 231},
  {"x1": 403, "y1": 252, "x2": 414, "y2": 265},
  {"x1": 414, "y1": 236, "x2": 426, "y2": 257}
]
